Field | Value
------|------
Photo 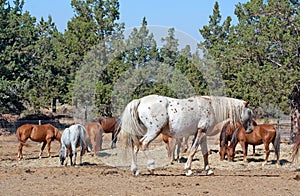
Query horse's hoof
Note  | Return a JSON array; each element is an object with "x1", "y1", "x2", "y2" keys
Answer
[
  {"x1": 133, "y1": 170, "x2": 139, "y2": 176},
  {"x1": 185, "y1": 169, "x2": 193, "y2": 176},
  {"x1": 206, "y1": 169, "x2": 214, "y2": 176},
  {"x1": 148, "y1": 169, "x2": 155, "y2": 175}
]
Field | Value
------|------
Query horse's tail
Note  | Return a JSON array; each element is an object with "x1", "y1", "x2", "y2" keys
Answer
[
  {"x1": 273, "y1": 128, "x2": 281, "y2": 161},
  {"x1": 121, "y1": 99, "x2": 144, "y2": 149},
  {"x1": 16, "y1": 125, "x2": 32, "y2": 147}
]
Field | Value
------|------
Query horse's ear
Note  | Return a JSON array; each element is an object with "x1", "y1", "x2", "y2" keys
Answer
[{"x1": 244, "y1": 101, "x2": 249, "y2": 108}]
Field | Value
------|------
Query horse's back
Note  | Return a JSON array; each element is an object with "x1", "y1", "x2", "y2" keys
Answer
[
  {"x1": 69, "y1": 124, "x2": 86, "y2": 146},
  {"x1": 99, "y1": 117, "x2": 118, "y2": 133}
]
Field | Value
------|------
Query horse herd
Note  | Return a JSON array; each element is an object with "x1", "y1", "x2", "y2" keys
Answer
[
  {"x1": 16, "y1": 117, "x2": 120, "y2": 166},
  {"x1": 15, "y1": 94, "x2": 300, "y2": 176}
]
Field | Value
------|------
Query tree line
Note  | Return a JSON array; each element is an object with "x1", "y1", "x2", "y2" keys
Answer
[{"x1": 1, "y1": 0, "x2": 299, "y2": 119}]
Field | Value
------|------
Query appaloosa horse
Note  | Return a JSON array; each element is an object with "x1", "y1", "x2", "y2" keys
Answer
[
  {"x1": 16, "y1": 124, "x2": 62, "y2": 160},
  {"x1": 59, "y1": 124, "x2": 87, "y2": 166},
  {"x1": 85, "y1": 122, "x2": 103, "y2": 156},
  {"x1": 227, "y1": 123, "x2": 280, "y2": 165},
  {"x1": 120, "y1": 94, "x2": 254, "y2": 176},
  {"x1": 98, "y1": 117, "x2": 121, "y2": 148}
]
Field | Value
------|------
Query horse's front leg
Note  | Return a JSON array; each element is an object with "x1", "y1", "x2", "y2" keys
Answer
[
  {"x1": 240, "y1": 142, "x2": 248, "y2": 163},
  {"x1": 111, "y1": 132, "x2": 116, "y2": 149},
  {"x1": 70, "y1": 144, "x2": 76, "y2": 166},
  {"x1": 46, "y1": 139, "x2": 52, "y2": 158},
  {"x1": 17, "y1": 142, "x2": 24, "y2": 160},
  {"x1": 185, "y1": 129, "x2": 212, "y2": 176},
  {"x1": 39, "y1": 142, "x2": 47, "y2": 158}
]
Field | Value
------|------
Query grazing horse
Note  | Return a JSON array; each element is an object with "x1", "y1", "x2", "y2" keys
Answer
[
  {"x1": 98, "y1": 117, "x2": 121, "y2": 148},
  {"x1": 291, "y1": 133, "x2": 300, "y2": 162},
  {"x1": 219, "y1": 120, "x2": 257, "y2": 161},
  {"x1": 120, "y1": 94, "x2": 254, "y2": 176},
  {"x1": 85, "y1": 122, "x2": 103, "y2": 156},
  {"x1": 59, "y1": 124, "x2": 87, "y2": 166},
  {"x1": 227, "y1": 123, "x2": 280, "y2": 165},
  {"x1": 16, "y1": 124, "x2": 62, "y2": 160}
]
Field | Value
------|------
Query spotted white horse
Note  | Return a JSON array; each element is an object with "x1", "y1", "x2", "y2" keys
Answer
[
  {"x1": 59, "y1": 124, "x2": 87, "y2": 166},
  {"x1": 120, "y1": 94, "x2": 254, "y2": 176}
]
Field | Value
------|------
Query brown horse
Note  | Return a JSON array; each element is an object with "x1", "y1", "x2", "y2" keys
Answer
[
  {"x1": 227, "y1": 123, "x2": 280, "y2": 165},
  {"x1": 291, "y1": 133, "x2": 300, "y2": 162},
  {"x1": 85, "y1": 122, "x2": 103, "y2": 156},
  {"x1": 219, "y1": 120, "x2": 257, "y2": 161},
  {"x1": 16, "y1": 124, "x2": 62, "y2": 160},
  {"x1": 98, "y1": 117, "x2": 121, "y2": 148}
]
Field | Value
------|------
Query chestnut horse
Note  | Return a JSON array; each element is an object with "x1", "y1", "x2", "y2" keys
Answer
[
  {"x1": 219, "y1": 120, "x2": 257, "y2": 161},
  {"x1": 85, "y1": 122, "x2": 103, "y2": 156},
  {"x1": 227, "y1": 123, "x2": 280, "y2": 165},
  {"x1": 98, "y1": 117, "x2": 121, "y2": 148},
  {"x1": 16, "y1": 124, "x2": 62, "y2": 160},
  {"x1": 291, "y1": 133, "x2": 300, "y2": 162}
]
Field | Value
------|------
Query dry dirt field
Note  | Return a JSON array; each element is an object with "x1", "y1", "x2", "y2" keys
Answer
[{"x1": 0, "y1": 133, "x2": 299, "y2": 196}]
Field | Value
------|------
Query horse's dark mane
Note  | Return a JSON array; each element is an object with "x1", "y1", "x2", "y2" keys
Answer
[{"x1": 229, "y1": 126, "x2": 242, "y2": 147}]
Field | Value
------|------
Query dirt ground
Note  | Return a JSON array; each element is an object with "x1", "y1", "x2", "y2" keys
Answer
[{"x1": 0, "y1": 133, "x2": 299, "y2": 196}]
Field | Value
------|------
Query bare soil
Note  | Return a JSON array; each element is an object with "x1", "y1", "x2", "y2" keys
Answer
[{"x1": 0, "y1": 133, "x2": 299, "y2": 196}]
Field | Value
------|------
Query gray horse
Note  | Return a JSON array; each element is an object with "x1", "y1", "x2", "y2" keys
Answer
[{"x1": 59, "y1": 124, "x2": 87, "y2": 166}]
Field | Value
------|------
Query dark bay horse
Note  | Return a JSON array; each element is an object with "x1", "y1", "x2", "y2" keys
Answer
[
  {"x1": 16, "y1": 124, "x2": 62, "y2": 160},
  {"x1": 59, "y1": 124, "x2": 87, "y2": 166},
  {"x1": 219, "y1": 120, "x2": 257, "y2": 161},
  {"x1": 85, "y1": 122, "x2": 103, "y2": 156},
  {"x1": 291, "y1": 133, "x2": 300, "y2": 162},
  {"x1": 227, "y1": 123, "x2": 280, "y2": 165},
  {"x1": 98, "y1": 117, "x2": 121, "y2": 148}
]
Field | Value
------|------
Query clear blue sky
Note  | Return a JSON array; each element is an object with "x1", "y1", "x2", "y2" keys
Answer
[{"x1": 20, "y1": 0, "x2": 248, "y2": 42}]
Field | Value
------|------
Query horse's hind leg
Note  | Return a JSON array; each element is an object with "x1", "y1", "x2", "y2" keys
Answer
[
  {"x1": 262, "y1": 143, "x2": 270, "y2": 166},
  {"x1": 131, "y1": 144, "x2": 139, "y2": 176},
  {"x1": 39, "y1": 142, "x2": 47, "y2": 158}
]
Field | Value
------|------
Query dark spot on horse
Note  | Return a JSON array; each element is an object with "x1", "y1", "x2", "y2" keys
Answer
[
  {"x1": 190, "y1": 107, "x2": 194, "y2": 110},
  {"x1": 161, "y1": 114, "x2": 164, "y2": 116},
  {"x1": 177, "y1": 102, "x2": 179, "y2": 105},
  {"x1": 148, "y1": 107, "x2": 151, "y2": 109},
  {"x1": 188, "y1": 99, "x2": 194, "y2": 102},
  {"x1": 150, "y1": 122, "x2": 152, "y2": 125},
  {"x1": 159, "y1": 100, "x2": 162, "y2": 102},
  {"x1": 174, "y1": 109, "x2": 177, "y2": 113}
]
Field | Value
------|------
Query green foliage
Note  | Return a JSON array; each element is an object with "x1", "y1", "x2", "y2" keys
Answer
[
  {"x1": 199, "y1": 0, "x2": 300, "y2": 114},
  {"x1": 2, "y1": 0, "x2": 299, "y2": 118}
]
